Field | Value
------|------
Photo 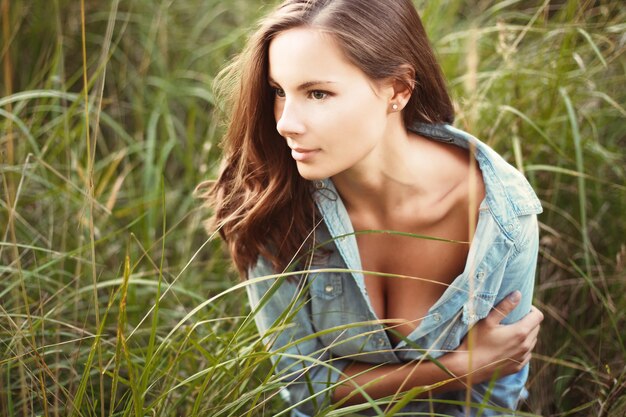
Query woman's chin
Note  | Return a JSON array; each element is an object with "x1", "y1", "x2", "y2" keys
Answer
[{"x1": 295, "y1": 165, "x2": 330, "y2": 182}]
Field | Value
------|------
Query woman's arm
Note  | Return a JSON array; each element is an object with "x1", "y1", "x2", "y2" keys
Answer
[{"x1": 332, "y1": 292, "x2": 543, "y2": 405}]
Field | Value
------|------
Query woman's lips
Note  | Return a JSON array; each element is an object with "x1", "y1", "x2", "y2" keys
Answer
[{"x1": 290, "y1": 147, "x2": 320, "y2": 162}]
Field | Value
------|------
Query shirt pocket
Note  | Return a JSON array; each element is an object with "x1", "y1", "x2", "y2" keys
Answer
[
  {"x1": 309, "y1": 271, "x2": 343, "y2": 300},
  {"x1": 308, "y1": 272, "x2": 376, "y2": 358}
]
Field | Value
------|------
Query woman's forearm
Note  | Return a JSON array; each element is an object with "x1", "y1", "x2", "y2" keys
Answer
[{"x1": 332, "y1": 352, "x2": 468, "y2": 405}]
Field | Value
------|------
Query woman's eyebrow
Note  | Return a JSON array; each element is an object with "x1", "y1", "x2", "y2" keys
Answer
[{"x1": 268, "y1": 77, "x2": 336, "y2": 91}]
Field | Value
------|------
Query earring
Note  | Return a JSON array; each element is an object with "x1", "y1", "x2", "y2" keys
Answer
[{"x1": 391, "y1": 103, "x2": 399, "y2": 111}]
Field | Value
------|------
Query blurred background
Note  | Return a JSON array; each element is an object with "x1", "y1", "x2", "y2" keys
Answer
[{"x1": 0, "y1": 0, "x2": 624, "y2": 415}]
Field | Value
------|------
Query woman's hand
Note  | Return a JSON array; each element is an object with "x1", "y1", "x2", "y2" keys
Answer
[
  {"x1": 451, "y1": 291, "x2": 544, "y2": 383},
  {"x1": 335, "y1": 292, "x2": 543, "y2": 404}
]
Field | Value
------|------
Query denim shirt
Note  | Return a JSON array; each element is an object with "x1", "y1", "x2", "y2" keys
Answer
[{"x1": 246, "y1": 123, "x2": 542, "y2": 416}]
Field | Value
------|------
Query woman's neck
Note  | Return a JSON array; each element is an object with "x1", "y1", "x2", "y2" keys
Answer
[
  {"x1": 331, "y1": 130, "x2": 435, "y2": 223},
  {"x1": 330, "y1": 126, "x2": 476, "y2": 231}
]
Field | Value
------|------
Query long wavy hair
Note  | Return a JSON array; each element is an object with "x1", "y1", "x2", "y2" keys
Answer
[{"x1": 197, "y1": 0, "x2": 454, "y2": 277}]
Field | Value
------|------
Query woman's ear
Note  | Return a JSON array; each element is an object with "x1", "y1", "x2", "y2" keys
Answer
[{"x1": 390, "y1": 64, "x2": 415, "y2": 110}]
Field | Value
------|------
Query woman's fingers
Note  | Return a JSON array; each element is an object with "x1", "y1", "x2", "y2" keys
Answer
[
  {"x1": 518, "y1": 305, "x2": 544, "y2": 331},
  {"x1": 509, "y1": 312, "x2": 541, "y2": 364},
  {"x1": 508, "y1": 307, "x2": 542, "y2": 355}
]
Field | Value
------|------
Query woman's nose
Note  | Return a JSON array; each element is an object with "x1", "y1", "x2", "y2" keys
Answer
[{"x1": 276, "y1": 101, "x2": 305, "y2": 138}]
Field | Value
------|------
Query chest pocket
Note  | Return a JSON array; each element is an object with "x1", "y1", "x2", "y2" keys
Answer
[
  {"x1": 309, "y1": 272, "x2": 343, "y2": 300},
  {"x1": 307, "y1": 272, "x2": 376, "y2": 357}
]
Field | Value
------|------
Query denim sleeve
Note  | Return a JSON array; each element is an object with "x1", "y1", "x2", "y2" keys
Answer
[
  {"x1": 477, "y1": 213, "x2": 540, "y2": 413},
  {"x1": 499, "y1": 213, "x2": 540, "y2": 326},
  {"x1": 246, "y1": 256, "x2": 351, "y2": 416}
]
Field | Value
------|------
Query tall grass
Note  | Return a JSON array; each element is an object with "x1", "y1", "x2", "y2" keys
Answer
[{"x1": 1, "y1": 0, "x2": 624, "y2": 415}]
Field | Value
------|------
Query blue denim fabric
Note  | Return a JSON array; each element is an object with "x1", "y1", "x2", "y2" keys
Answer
[{"x1": 246, "y1": 123, "x2": 542, "y2": 416}]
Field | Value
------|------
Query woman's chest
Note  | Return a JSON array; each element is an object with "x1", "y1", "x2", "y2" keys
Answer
[
  {"x1": 306, "y1": 210, "x2": 515, "y2": 362},
  {"x1": 357, "y1": 228, "x2": 471, "y2": 345}
]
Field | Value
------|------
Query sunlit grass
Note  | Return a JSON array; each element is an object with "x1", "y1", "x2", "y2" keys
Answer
[{"x1": 1, "y1": 0, "x2": 624, "y2": 416}]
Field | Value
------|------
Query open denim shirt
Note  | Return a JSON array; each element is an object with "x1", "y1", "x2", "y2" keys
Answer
[{"x1": 246, "y1": 123, "x2": 543, "y2": 416}]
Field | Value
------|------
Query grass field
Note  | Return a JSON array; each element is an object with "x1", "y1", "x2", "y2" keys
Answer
[{"x1": 1, "y1": 0, "x2": 625, "y2": 415}]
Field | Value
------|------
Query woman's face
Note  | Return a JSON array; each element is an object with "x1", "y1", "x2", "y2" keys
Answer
[{"x1": 268, "y1": 27, "x2": 394, "y2": 181}]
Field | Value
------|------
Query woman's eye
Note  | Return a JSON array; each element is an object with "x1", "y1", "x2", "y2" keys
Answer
[
  {"x1": 310, "y1": 90, "x2": 327, "y2": 100},
  {"x1": 274, "y1": 87, "x2": 285, "y2": 98}
]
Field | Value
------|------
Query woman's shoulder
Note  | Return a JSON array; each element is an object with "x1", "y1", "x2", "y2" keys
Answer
[{"x1": 409, "y1": 123, "x2": 543, "y2": 218}]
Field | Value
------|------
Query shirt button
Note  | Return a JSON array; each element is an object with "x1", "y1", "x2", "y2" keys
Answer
[
  {"x1": 507, "y1": 223, "x2": 514, "y2": 231},
  {"x1": 433, "y1": 313, "x2": 441, "y2": 322},
  {"x1": 315, "y1": 180, "x2": 324, "y2": 189},
  {"x1": 377, "y1": 337, "x2": 386, "y2": 346},
  {"x1": 324, "y1": 285, "x2": 334, "y2": 293},
  {"x1": 476, "y1": 271, "x2": 485, "y2": 281}
]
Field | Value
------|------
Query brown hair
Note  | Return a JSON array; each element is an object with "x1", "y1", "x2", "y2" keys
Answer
[{"x1": 198, "y1": 0, "x2": 454, "y2": 276}]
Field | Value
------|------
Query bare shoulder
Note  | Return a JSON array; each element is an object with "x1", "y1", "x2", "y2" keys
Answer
[{"x1": 411, "y1": 133, "x2": 485, "y2": 218}]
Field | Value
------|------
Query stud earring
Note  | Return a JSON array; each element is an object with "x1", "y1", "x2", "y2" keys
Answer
[{"x1": 391, "y1": 103, "x2": 399, "y2": 111}]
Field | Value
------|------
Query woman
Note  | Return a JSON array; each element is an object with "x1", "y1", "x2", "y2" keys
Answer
[{"x1": 200, "y1": 0, "x2": 544, "y2": 415}]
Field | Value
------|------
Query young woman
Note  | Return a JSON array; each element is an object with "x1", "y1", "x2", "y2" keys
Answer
[{"x1": 200, "y1": 0, "x2": 544, "y2": 415}]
